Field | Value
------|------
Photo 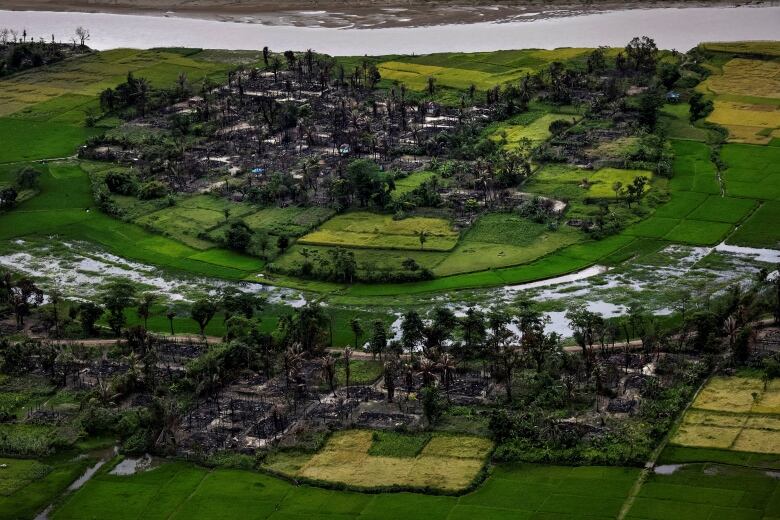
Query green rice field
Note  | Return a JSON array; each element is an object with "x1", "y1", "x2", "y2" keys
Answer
[{"x1": 48, "y1": 460, "x2": 641, "y2": 520}]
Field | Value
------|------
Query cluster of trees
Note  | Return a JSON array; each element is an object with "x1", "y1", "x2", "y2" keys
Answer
[
  {"x1": 0, "y1": 27, "x2": 90, "y2": 76},
  {"x1": 0, "y1": 166, "x2": 41, "y2": 211}
]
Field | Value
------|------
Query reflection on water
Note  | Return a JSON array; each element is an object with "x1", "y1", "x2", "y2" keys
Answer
[{"x1": 1, "y1": 6, "x2": 779, "y2": 55}]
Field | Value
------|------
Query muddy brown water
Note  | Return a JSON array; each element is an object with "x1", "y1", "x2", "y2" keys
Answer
[{"x1": 1, "y1": 6, "x2": 779, "y2": 54}]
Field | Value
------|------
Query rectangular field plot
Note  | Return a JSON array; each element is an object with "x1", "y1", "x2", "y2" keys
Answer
[
  {"x1": 671, "y1": 376, "x2": 780, "y2": 455},
  {"x1": 299, "y1": 212, "x2": 459, "y2": 252},
  {"x1": 669, "y1": 140, "x2": 721, "y2": 194},
  {"x1": 686, "y1": 196, "x2": 757, "y2": 223},
  {"x1": 663, "y1": 219, "x2": 733, "y2": 245},
  {"x1": 239, "y1": 206, "x2": 334, "y2": 237},
  {"x1": 626, "y1": 464, "x2": 780, "y2": 520},
  {"x1": 433, "y1": 218, "x2": 583, "y2": 276},
  {"x1": 653, "y1": 191, "x2": 708, "y2": 218},
  {"x1": 624, "y1": 217, "x2": 681, "y2": 239},
  {"x1": 460, "y1": 464, "x2": 639, "y2": 518},
  {"x1": 727, "y1": 201, "x2": 780, "y2": 248},
  {"x1": 692, "y1": 377, "x2": 765, "y2": 413},
  {"x1": 296, "y1": 430, "x2": 492, "y2": 492},
  {"x1": 722, "y1": 143, "x2": 780, "y2": 200}
]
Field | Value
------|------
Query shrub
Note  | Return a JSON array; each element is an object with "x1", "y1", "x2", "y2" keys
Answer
[
  {"x1": 137, "y1": 180, "x2": 168, "y2": 200},
  {"x1": 14, "y1": 166, "x2": 41, "y2": 190},
  {"x1": 105, "y1": 169, "x2": 137, "y2": 195}
]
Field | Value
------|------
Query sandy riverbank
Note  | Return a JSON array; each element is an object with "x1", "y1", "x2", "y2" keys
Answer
[{"x1": 0, "y1": 0, "x2": 768, "y2": 28}]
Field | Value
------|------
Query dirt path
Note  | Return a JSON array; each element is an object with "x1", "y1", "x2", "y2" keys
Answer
[{"x1": 615, "y1": 367, "x2": 718, "y2": 519}]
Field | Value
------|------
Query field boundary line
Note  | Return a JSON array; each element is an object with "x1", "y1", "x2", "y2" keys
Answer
[
  {"x1": 163, "y1": 466, "x2": 211, "y2": 520},
  {"x1": 616, "y1": 368, "x2": 717, "y2": 519}
]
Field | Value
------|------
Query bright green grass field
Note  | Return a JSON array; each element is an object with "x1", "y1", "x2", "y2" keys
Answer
[
  {"x1": 392, "y1": 171, "x2": 436, "y2": 200},
  {"x1": 51, "y1": 461, "x2": 639, "y2": 520},
  {"x1": 433, "y1": 213, "x2": 584, "y2": 276},
  {"x1": 625, "y1": 217, "x2": 682, "y2": 239},
  {"x1": 653, "y1": 191, "x2": 709, "y2": 219},
  {"x1": 686, "y1": 196, "x2": 757, "y2": 224},
  {"x1": 625, "y1": 463, "x2": 780, "y2": 520},
  {"x1": 491, "y1": 113, "x2": 580, "y2": 146},
  {"x1": 377, "y1": 48, "x2": 592, "y2": 92},
  {"x1": 722, "y1": 144, "x2": 780, "y2": 201},
  {"x1": 0, "y1": 118, "x2": 103, "y2": 163},
  {"x1": 0, "y1": 456, "x2": 95, "y2": 520},
  {"x1": 663, "y1": 219, "x2": 734, "y2": 246},
  {"x1": 587, "y1": 168, "x2": 653, "y2": 199},
  {"x1": 668, "y1": 140, "x2": 721, "y2": 195},
  {"x1": 0, "y1": 162, "x2": 264, "y2": 279},
  {"x1": 299, "y1": 211, "x2": 459, "y2": 252},
  {"x1": 727, "y1": 201, "x2": 780, "y2": 248}
]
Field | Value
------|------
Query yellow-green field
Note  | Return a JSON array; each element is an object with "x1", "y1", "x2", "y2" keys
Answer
[
  {"x1": 670, "y1": 376, "x2": 780, "y2": 455},
  {"x1": 270, "y1": 430, "x2": 492, "y2": 492},
  {"x1": 699, "y1": 57, "x2": 780, "y2": 144},
  {"x1": 298, "y1": 212, "x2": 459, "y2": 251},
  {"x1": 491, "y1": 113, "x2": 581, "y2": 146},
  {"x1": 377, "y1": 48, "x2": 594, "y2": 92}
]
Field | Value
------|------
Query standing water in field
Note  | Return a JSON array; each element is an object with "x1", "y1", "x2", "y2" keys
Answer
[{"x1": 1, "y1": 6, "x2": 779, "y2": 54}]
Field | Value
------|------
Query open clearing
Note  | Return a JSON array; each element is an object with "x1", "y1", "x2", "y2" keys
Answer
[{"x1": 298, "y1": 212, "x2": 459, "y2": 252}]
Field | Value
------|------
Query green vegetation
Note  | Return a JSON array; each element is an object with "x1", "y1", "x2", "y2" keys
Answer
[
  {"x1": 626, "y1": 463, "x2": 780, "y2": 519},
  {"x1": 0, "y1": 48, "x2": 237, "y2": 163},
  {"x1": 722, "y1": 144, "x2": 780, "y2": 200},
  {"x1": 728, "y1": 201, "x2": 780, "y2": 248},
  {"x1": 299, "y1": 212, "x2": 459, "y2": 252},
  {"x1": 0, "y1": 161, "x2": 264, "y2": 279},
  {"x1": 0, "y1": 456, "x2": 94, "y2": 520},
  {"x1": 51, "y1": 460, "x2": 640, "y2": 519},
  {"x1": 368, "y1": 431, "x2": 432, "y2": 458}
]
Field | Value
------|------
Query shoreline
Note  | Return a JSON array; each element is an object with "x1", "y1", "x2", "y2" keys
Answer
[{"x1": 0, "y1": 0, "x2": 771, "y2": 28}]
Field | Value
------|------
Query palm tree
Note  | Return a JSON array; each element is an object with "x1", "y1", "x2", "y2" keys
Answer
[
  {"x1": 418, "y1": 357, "x2": 437, "y2": 388},
  {"x1": 438, "y1": 353, "x2": 456, "y2": 400},
  {"x1": 383, "y1": 359, "x2": 397, "y2": 403},
  {"x1": 165, "y1": 307, "x2": 176, "y2": 335},
  {"x1": 343, "y1": 347, "x2": 353, "y2": 399},
  {"x1": 137, "y1": 293, "x2": 157, "y2": 329},
  {"x1": 321, "y1": 354, "x2": 337, "y2": 396},
  {"x1": 418, "y1": 230, "x2": 427, "y2": 251},
  {"x1": 350, "y1": 318, "x2": 363, "y2": 350}
]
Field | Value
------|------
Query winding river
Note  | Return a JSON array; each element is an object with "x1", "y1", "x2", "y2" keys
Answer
[{"x1": 1, "y1": 6, "x2": 779, "y2": 54}]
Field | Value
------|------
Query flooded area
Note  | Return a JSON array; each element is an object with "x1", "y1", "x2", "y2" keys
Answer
[
  {"x1": 0, "y1": 240, "x2": 306, "y2": 307},
  {"x1": 109, "y1": 454, "x2": 161, "y2": 476},
  {"x1": 654, "y1": 464, "x2": 687, "y2": 475},
  {"x1": 1, "y1": 6, "x2": 779, "y2": 54},
  {"x1": 1, "y1": 238, "x2": 777, "y2": 340}
]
